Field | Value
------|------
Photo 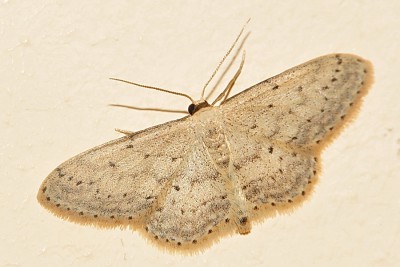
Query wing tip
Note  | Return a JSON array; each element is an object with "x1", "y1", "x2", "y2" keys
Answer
[{"x1": 312, "y1": 53, "x2": 374, "y2": 153}]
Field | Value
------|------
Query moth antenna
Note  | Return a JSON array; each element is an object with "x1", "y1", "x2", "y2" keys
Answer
[
  {"x1": 110, "y1": 78, "x2": 195, "y2": 103},
  {"x1": 109, "y1": 104, "x2": 188, "y2": 114},
  {"x1": 201, "y1": 18, "x2": 250, "y2": 99}
]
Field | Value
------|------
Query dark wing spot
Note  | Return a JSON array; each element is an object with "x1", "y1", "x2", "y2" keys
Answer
[
  {"x1": 331, "y1": 77, "x2": 337, "y2": 82},
  {"x1": 79, "y1": 212, "x2": 83, "y2": 215},
  {"x1": 76, "y1": 181, "x2": 82, "y2": 186},
  {"x1": 144, "y1": 154, "x2": 150, "y2": 159},
  {"x1": 126, "y1": 144, "x2": 133, "y2": 149},
  {"x1": 268, "y1": 146, "x2": 273, "y2": 154},
  {"x1": 233, "y1": 162, "x2": 242, "y2": 169},
  {"x1": 56, "y1": 168, "x2": 65, "y2": 177},
  {"x1": 268, "y1": 104, "x2": 274, "y2": 108},
  {"x1": 239, "y1": 217, "x2": 248, "y2": 225},
  {"x1": 173, "y1": 185, "x2": 180, "y2": 191},
  {"x1": 272, "y1": 85, "x2": 279, "y2": 90},
  {"x1": 108, "y1": 161, "x2": 116, "y2": 167},
  {"x1": 42, "y1": 186, "x2": 47, "y2": 193},
  {"x1": 336, "y1": 55, "x2": 343, "y2": 64}
]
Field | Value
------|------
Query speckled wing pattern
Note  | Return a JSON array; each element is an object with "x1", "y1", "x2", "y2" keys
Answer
[
  {"x1": 220, "y1": 53, "x2": 372, "y2": 221},
  {"x1": 38, "y1": 117, "x2": 196, "y2": 228},
  {"x1": 38, "y1": 53, "x2": 373, "y2": 253}
]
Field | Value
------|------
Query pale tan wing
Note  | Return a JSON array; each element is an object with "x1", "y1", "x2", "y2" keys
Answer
[
  {"x1": 224, "y1": 129, "x2": 317, "y2": 221},
  {"x1": 144, "y1": 136, "x2": 233, "y2": 251},
  {"x1": 220, "y1": 54, "x2": 373, "y2": 220},
  {"x1": 221, "y1": 54, "x2": 373, "y2": 148},
  {"x1": 37, "y1": 116, "x2": 196, "y2": 229}
]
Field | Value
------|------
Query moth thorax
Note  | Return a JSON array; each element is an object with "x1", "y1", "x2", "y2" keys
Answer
[{"x1": 201, "y1": 122, "x2": 230, "y2": 170}]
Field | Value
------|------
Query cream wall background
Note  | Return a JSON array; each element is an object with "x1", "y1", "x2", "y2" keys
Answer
[{"x1": 1, "y1": 1, "x2": 399, "y2": 266}]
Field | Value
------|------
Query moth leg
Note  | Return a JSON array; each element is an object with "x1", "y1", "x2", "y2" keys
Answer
[
  {"x1": 212, "y1": 51, "x2": 246, "y2": 105},
  {"x1": 115, "y1": 128, "x2": 135, "y2": 136},
  {"x1": 221, "y1": 51, "x2": 246, "y2": 103}
]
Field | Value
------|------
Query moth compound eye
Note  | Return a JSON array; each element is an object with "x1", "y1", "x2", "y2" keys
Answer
[{"x1": 188, "y1": 103, "x2": 196, "y2": 115}]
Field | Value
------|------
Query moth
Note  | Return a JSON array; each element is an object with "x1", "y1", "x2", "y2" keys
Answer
[{"x1": 37, "y1": 25, "x2": 373, "y2": 253}]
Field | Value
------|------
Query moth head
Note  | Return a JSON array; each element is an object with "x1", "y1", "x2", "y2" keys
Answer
[{"x1": 188, "y1": 100, "x2": 211, "y2": 115}]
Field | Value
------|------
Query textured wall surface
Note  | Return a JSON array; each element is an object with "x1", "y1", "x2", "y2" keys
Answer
[{"x1": 1, "y1": 1, "x2": 399, "y2": 266}]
